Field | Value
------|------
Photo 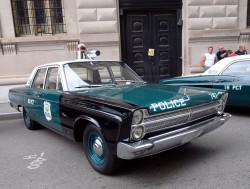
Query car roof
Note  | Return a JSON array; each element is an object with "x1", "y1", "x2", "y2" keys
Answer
[
  {"x1": 35, "y1": 59, "x2": 119, "y2": 68},
  {"x1": 203, "y1": 55, "x2": 250, "y2": 75}
]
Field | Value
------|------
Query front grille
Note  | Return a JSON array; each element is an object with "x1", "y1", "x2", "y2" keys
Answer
[
  {"x1": 142, "y1": 101, "x2": 220, "y2": 134},
  {"x1": 190, "y1": 102, "x2": 219, "y2": 121}
]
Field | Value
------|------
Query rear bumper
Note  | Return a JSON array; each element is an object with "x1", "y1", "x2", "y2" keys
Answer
[
  {"x1": 9, "y1": 101, "x2": 21, "y2": 112},
  {"x1": 117, "y1": 113, "x2": 231, "y2": 160}
]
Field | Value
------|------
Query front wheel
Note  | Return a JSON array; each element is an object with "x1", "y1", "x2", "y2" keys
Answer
[
  {"x1": 23, "y1": 108, "x2": 42, "y2": 130},
  {"x1": 83, "y1": 124, "x2": 121, "y2": 174}
]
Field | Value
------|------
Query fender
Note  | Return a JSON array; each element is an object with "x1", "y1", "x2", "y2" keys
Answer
[{"x1": 76, "y1": 115, "x2": 101, "y2": 129}]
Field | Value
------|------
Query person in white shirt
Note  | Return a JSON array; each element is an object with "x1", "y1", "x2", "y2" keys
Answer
[{"x1": 201, "y1": 46, "x2": 217, "y2": 71}]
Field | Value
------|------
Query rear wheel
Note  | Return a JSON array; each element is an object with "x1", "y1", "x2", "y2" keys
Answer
[
  {"x1": 83, "y1": 124, "x2": 121, "y2": 174},
  {"x1": 23, "y1": 108, "x2": 42, "y2": 130}
]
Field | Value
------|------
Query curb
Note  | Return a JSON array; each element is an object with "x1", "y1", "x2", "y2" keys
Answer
[{"x1": 0, "y1": 112, "x2": 22, "y2": 120}]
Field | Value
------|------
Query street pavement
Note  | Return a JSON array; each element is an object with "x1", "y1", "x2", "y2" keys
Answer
[{"x1": 0, "y1": 109, "x2": 250, "y2": 189}]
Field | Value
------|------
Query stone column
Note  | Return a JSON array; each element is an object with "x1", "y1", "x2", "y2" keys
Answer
[{"x1": 0, "y1": 0, "x2": 16, "y2": 37}]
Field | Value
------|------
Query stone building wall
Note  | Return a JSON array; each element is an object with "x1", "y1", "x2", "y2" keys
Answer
[
  {"x1": 75, "y1": 0, "x2": 120, "y2": 60},
  {"x1": 0, "y1": 0, "x2": 120, "y2": 85},
  {"x1": 0, "y1": 0, "x2": 79, "y2": 85},
  {"x1": 0, "y1": 0, "x2": 250, "y2": 86},
  {"x1": 183, "y1": 0, "x2": 250, "y2": 74}
]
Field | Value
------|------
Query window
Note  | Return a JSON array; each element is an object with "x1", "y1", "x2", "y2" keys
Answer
[
  {"x1": 45, "y1": 67, "x2": 60, "y2": 90},
  {"x1": 32, "y1": 68, "x2": 47, "y2": 88},
  {"x1": 63, "y1": 63, "x2": 112, "y2": 90},
  {"x1": 222, "y1": 60, "x2": 250, "y2": 76},
  {"x1": 11, "y1": 0, "x2": 66, "y2": 36}
]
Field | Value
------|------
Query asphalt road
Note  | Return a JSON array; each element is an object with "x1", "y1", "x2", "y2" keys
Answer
[{"x1": 0, "y1": 109, "x2": 250, "y2": 189}]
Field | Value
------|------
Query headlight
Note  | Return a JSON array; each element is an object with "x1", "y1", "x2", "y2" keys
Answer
[
  {"x1": 131, "y1": 126, "x2": 145, "y2": 141},
  {"x1": 220, "y1": 93, "x2": 228, "y2": 103},
  {"x1": 217, "y1": 105, "x2": 224, "y2": 115},
  {"x1": 132, "y1": 110, "x2": 143, "y2": 124},
  {"x1": 217, "y1": 93, "x2": 228, "y2": 115}
]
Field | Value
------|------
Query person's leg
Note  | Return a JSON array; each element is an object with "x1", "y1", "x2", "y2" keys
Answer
[{"x1": 204, "y1": 66, "x2": 210, "y2": 71}]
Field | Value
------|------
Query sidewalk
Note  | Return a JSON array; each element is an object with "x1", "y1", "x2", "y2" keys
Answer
[{"x1": 0, "y1": 103, "x2": 22, "y2": 120}]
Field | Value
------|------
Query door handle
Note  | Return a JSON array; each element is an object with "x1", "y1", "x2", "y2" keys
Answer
[{"x1": 148, "y1": 48, "x2": 155, "y2": 56}]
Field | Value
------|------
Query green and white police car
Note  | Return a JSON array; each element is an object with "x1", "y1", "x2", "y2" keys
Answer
[{"x1": 9, "y1": 48, "x2": 231, "y2": 174}]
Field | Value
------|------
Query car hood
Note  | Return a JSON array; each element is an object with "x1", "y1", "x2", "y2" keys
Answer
[{"x1": 75, "y1": 84, "x2": 225, "y2": 114}]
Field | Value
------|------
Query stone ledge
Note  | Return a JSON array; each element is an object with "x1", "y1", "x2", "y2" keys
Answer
[{"x1": 0, "y1": 35, "x2": 79, "y2": 44}]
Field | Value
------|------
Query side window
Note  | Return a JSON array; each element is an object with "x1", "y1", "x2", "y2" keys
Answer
[
  {"x1": 222, "y1": 60, "x2": 250, "y2": 75},
  {"x1": 32, "y1": 68, "x2": 47, "y2": 88},
  {"x1": 45, "y1": 67, "x2": 59, "y2": 90}
]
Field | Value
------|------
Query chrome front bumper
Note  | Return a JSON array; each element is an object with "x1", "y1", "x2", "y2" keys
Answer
[{"x1": 117, "y1": 113, "x2": 231, "y2": 160}]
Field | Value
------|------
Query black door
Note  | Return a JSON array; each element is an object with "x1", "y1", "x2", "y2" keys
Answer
[{"x1": 121, "y1": 11, "x2": 178, "y2": 83}]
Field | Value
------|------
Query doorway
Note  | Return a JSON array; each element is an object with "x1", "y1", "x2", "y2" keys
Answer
[{"x1": 120, "y1": 1, "x2": 182, "y2": 83}]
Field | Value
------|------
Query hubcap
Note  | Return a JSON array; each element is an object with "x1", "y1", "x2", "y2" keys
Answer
[
  {"x1": 88, "y1": 132, "x2": 106, "y2": 165},
  {"x1": 24, "y1": 111, "x2": 30, "y2": 126},
  {"x1": 93, "y1": 138, "x2": 103, "y2": 157}
]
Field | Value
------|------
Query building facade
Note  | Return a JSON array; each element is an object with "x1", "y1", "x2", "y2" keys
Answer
[{"x1": 0, "y1": 0, "x2": 250, "y2": 86}]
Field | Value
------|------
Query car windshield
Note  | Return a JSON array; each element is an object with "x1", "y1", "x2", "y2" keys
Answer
[
  {"x1": 203, "y1": 56, "x2": 250, "y2": 76},
  {"x1": 203, "y1": 59, "x2": 229, "y2": 75},
  {"x1": 63, "y1": 61, "x2": 145, "y2": 91},
  {"x1": 221, "y1": 60, "x2": 250, "y2": 76}
]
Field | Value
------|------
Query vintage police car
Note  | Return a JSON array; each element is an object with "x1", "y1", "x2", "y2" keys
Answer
[
  {"x1": 9, "y1": 49, "x2": 231, "y2": 174},
  {"x1": 160, "y1": 55, "x2": 250, "y2": 108}
]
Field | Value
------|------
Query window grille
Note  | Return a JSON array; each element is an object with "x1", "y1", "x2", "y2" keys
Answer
[{"x1": 11, "y1": 0, "x2": 66, "y2": 36}]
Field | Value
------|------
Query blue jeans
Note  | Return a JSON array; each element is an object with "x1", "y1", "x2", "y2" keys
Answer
[{"x1": 204, "y1": 66, "x2": 211, "y2": 71}]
